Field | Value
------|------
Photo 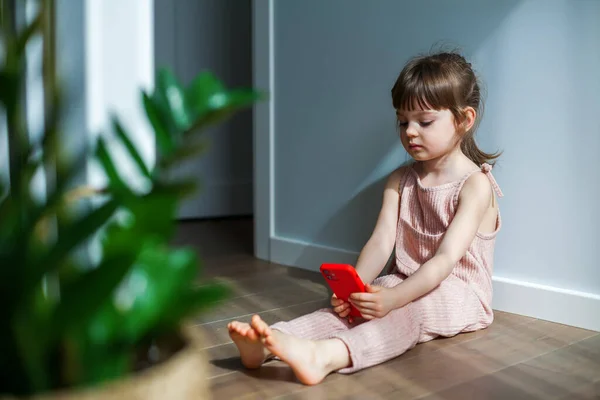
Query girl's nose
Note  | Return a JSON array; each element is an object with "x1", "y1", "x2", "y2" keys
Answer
[{"x1": 405, "y1": 124, "x2": 418, "y2": 137}]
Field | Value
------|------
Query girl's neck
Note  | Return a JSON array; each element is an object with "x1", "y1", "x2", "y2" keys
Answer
[{"x1": 414, "y1": 148, "x2": 475, "y2": 181}]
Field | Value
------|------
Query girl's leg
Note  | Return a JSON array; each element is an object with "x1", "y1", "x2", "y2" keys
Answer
[
  {"x1": 251, "y1": 274, "x2": 412, "y2": 382},
  {"x1": 332, "y1": 273, "x2": 491, "y2": 374},
  {"x1": 230, "y1": 274, "x2": 419, "y2": 382},
  {"x1": 251, "y1": 316, "x2": 351, "y2": 386},
  {"x1": 329, "y1": 274, "x2": 422, "y2": 373},
  {"x1": 228, "y1": 298, "x2": 357, "y2": 371},
  {"x1": 269, "y1": 307, "x2": 355, "y2": 340}
]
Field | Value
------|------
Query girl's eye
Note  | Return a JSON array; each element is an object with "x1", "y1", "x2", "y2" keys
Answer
[{"x1": 398, "y1": 121, "x2": 433, "y2": 128}]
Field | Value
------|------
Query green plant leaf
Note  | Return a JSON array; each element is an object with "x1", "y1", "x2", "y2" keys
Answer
[
  {"x1": 0, "y1": 177, "x2": 6, "y2": 198},
  {"x1": 155, "y1": 68, "x2": 191, "y2": 131},
  {"x1": 154, "y1": 180, "x2": 198, "y2": 200},
  {"x1": 0, "y1": 240, "x2": 27, "y2": 312},
  {"x1": 0, "y1": 184, "x2": 12, "y2": 228},
  {"x1": 142, "y1": 91, "x2": 175, "y2": 155},
  {"x1": 155, "y1": 282, "x2": 230, "y2": 334},
  {"x1": 83, "y1": 294, "x2": 123, "y2": 347},
  {"x1": 116, "y1": 245, "x2": 199, "y2": 344},
  {"x1": 82, "y1": 243, "x2": 199, "y2": 347},
  {"x1": 95, "y1": 138, "x2": 128, "y2": 193},
  {"x1": 12, "y1": 311, "x2": 51, "y2": 393},
  {"x1": 30, "y1": 151, "x2": 91, "y2": 230},
  {"x1": 0, "y1": 327, "x2": 32, "y2": 395},
  {"x1": 184, "y1": 71, "x2": 225, "y2": 118},
  {"x1": 186, "y1": 89, "x2": 263, "y2": 134},
  {"x1": 111, "y1": 116, "x2": 152, "y2": 179},
  {"x1": 0, "y1": 68, "x2": 21, "y2": 110},
  {"x1": 158, "y1": 140, "x2": 209, "y2": 171},
  {"x1": 50, "y1": 253, "x2": 137, "y2": 338},
  {"x1": 76, "y1": 342, "x2": 132, "y2": 387},
  {"x1": 27, "y1": 200, "x2": 119, "y2": 291},
  {"x1": 122, "y1": 189, "x2": 179, "y2": 240}
]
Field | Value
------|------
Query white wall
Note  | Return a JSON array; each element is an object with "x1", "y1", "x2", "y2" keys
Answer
[
  {"x1": 83, "y1": 0, "x2": 154, "y2": 262},
  {"x1": 257, "y1": 0, "x2": 600, "y2": 331},
  {"x1": 85, "y1": 0, "x2": 155, "y2": 192}
]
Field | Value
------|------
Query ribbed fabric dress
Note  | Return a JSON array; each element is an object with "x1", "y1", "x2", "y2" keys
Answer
[{"x1": 270, "y1": 162, "x2": 504, "y2": 374}]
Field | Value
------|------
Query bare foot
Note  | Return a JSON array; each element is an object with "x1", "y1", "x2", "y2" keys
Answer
[
  {"x1": 227, "y1": 320, "x2": 269, "y2": 369},
  {"x1": 250, "y1": 315, "x2": 347, "y2": 385}
]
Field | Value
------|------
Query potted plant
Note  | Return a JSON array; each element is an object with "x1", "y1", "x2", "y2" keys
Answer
[{"x1": 0, "y1": 1, "x2": 262, "y2": 398}]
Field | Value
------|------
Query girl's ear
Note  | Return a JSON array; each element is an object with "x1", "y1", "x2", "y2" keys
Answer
[{"x1": 459, "y1": 107, "x2": 477, "y2": 133}]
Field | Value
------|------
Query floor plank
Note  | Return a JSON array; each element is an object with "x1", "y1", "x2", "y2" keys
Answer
[
  {"x1": 418, "y1": 334, "x2": 600, "y2": 400},
  {"x1": 198, "y1": 299, "x2": 331, "y2": 349}
]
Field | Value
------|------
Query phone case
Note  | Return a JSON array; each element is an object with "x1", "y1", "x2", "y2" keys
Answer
[{"x1": 320, "y1": 263, "x2": 366, "y2": 317}]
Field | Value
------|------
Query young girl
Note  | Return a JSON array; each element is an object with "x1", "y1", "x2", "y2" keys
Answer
[{"x1": 227, "y1": 51, "x2": 503, "y2": 385}]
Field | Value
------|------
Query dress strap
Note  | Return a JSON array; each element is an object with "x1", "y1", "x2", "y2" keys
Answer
[
  {"x1": 481, "y1": 163, "x2": 504, "y2": 198},
  {"x1": 453, "y1": 162, "x2": 504, "y2": 209}
]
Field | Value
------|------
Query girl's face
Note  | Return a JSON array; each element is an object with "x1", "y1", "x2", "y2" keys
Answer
[{"x1": 396, "y1": 107, "x2": 461, "y2": 161}]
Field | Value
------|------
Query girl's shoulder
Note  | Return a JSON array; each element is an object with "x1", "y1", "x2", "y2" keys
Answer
[
  {"x1": 385, "y1": 162, "x2": 415, "y2": 196},
  {"x1": 456, "y1": 163, "x2": 503, "y2": 209}
]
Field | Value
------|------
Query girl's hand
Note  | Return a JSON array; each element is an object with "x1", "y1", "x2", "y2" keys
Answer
[
  {"x1": 331, "y1": 293, "x2": 351, "y2": 319},
  {"x1": 349, "y1": 284, "x2": 396, "y2": 320}
]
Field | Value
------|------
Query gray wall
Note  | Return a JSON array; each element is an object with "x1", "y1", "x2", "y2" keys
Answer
[
  {"x1": 273, "y1": 0, "x2": 600, "y2": 294},
  {"x1": 155, "y1": 0, "x2": 253, "y2": 219}
]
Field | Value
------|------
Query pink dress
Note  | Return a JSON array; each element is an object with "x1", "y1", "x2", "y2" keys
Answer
[{"x1": 270, "y1": 163, "x2": 503, "y2": 373}]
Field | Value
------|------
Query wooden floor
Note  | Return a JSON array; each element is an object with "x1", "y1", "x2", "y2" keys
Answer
[{"x1": 174, "y1": 218, "x2": 600, "y2": 400}]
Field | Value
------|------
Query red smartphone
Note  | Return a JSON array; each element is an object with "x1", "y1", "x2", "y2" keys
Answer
[{"x1": 320, "y1": 263, "x2": 366, "y2": 318}]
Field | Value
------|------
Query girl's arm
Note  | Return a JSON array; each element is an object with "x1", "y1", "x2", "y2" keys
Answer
[
  {"x1": 354, "y1": 167, "x2": 405, "y2": 285},
  {"x1": 390, "y1": 172, "x2": 493, "y2": 308}
]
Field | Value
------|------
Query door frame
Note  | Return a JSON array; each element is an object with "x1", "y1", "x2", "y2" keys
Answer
[{"x1": 252, "y1": 0, "x2": 274, "y2": 261}]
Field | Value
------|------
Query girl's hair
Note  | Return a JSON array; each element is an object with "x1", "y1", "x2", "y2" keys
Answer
[{"x1": 391, "y1": 51, "x2": 501, "y2": 166}]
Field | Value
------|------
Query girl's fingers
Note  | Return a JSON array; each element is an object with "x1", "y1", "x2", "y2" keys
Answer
[
  {"x1": 356, "y1": 309, "x2": 375, "y2": 319},
  {"x1": 350, "y1": 293, "x2": 375, "y2": 303},
  {"x1": 353, "y1": 304, "x2": 380, "y2": 319},
  {"x1": 334, "y1": 304, "x2": 349, "y2": 314},
  {"x1": 331, "y1": 298, "x2": 345, "y2": 307},
  {"x1": 350, "y1": 300, "x2": 378, "y2": 311}
]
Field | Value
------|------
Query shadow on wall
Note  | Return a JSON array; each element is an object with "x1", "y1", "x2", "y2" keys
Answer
[
  {"x1": 289, "y1": 160, "x2": 414, "y2": 276},
  {"x1": 276, "y1": 0, "x2": 522, "y2": 271}
]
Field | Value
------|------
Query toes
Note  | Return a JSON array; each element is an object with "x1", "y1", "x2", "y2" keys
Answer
[
  {"x1": 251, "y1": 315, "x2": 265, "y2": 333},
  {"x1": 247, "y1": 329, "x2": 258, "y2": 341},
  {"x1": 251, "y1": 315, "x2": 272, "y2": 337}
]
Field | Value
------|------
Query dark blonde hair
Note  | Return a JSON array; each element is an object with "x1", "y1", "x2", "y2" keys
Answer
[{"x1": 391, "y1": 51, "x2": 501, "y2": 166}]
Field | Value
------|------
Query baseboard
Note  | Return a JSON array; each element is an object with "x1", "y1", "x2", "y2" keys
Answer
[
  {"x1": 270, "y1": 235, "x2": 600, "y2": 332},
  {"x1": 491, "y1": 277, "x2": 600, "y2": 332}
]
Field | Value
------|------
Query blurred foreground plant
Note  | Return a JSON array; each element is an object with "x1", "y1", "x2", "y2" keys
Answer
[{"x1": 0, "y1": 1, "x2": 263, "y2": 396}]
